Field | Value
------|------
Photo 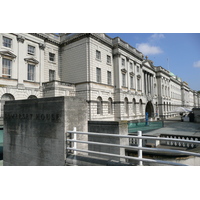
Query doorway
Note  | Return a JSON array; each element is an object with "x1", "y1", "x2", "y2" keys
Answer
[{"x1": 145, "y1": 101, "x2": 154, "y2": 118}]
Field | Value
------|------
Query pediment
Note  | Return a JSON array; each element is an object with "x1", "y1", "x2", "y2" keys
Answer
[
  {"x1": 143, "y1": 60, "x2": 154, "y2": 70},
  {"x1": 0, "y1": 51, "x2": 16, "y2": 59},
  {"x1": 24, "y1": 57, "x2": 39, "y2": 64}
]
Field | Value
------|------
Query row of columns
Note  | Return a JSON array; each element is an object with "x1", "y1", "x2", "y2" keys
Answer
[{"x1": 144, "y1": 71, "x2": 154, "y2": 95}]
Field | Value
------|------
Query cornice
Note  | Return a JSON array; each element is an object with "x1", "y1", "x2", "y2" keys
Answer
[
  {"x1": 60, "y1": 33, "x2": 113, "y2": 49},
  {"x1": 0, "y1": 51, "x2": 16, "y2": 59},
  {"x1": 113, "y1": 43, "x2": 144, "y2": 61},
  {"x1": 24, "y1": 57, "x2": 39, "y2": 64},
  {"x1": 29, "y1": 33, "x2": 60, "y2": 46}
]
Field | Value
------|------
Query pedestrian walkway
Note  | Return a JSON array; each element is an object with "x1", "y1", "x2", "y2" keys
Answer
[{"x1": 143, "y1": 116, "x2": 200, "y2": 137}]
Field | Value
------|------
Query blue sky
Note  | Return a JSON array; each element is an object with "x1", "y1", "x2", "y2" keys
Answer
[{"x1": 106, "y1": 33, "x2": 200, "y2": 91}]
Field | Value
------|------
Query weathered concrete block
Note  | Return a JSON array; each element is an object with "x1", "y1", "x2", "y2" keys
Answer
[{"x1": 3, "y1": 96, "x2": 88, "y2": 166}]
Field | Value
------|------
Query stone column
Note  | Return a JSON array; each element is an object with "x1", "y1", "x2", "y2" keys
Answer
[
  {"x1": 16, "y1": 35, "x2": 25, "y2": 86},
  {"x1": 144, "y1": 72, "x2": 146, "y2": 94}
]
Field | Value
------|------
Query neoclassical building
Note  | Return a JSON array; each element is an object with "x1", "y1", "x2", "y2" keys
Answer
[{"x1": 0, "y1": 33, "x2": 199, "y2": 124}]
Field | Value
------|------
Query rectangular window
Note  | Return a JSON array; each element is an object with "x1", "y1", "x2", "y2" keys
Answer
[
  {"x1": 28, "y1": 64, "x2": 35, "y2": 81},
  {"x1": 130, "y1": 62, "x2": 133, "y2": 71},
  {"x1": 28, "y1": 45, "x2": 35, "y2": 55},
  {"x1": 130, "y1": 76, "x2": 133, "y2": 88},
  {"x1": 107, "y1": 71, "x2": 111, "y2": 85},
  {"x1": 137, "y1": 78, "x2": 140, "y2": 90},
  {"x1": 137, "y1": 66, "x2": 140, "y2": 73},
  {"x1": 96, "y1": 67, "x2": 101, "y2": 83},
  {"x1": 49, "y1": 52, "x2": 55, "y2": 62},
  {"x1": 122, "y1": 73, "x2": 126, "y2": 87},
  {"x1": 96, "y1": 50, "x2": 101, "y2": 60},
  {"x1": 3, "y1": 36, "x2": 12, "y2": 48},
  {"x1": 107, "y1": 55, "x2": 111, "y2": 64},
  {"x1": 49, "y1": 70, "x2": 55, "y2": 81},
  {"x1": 122, "y1": 58, "x2": 125, "y2": 67},
  {"x1": 2, "y1": 58, "x2": 12, "y2": 78}
]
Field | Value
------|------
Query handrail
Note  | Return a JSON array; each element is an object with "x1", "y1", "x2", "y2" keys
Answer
[
  {"x1": 67, "y1": 130, "x2": 200, "y2": 145},
  {"x1": 67, "y1": 139, "x2": 200, "y2": 157},
  {"x1": 66, "y1": 129, "x2": 200, "y2": 166},
  {"x1": 67, "y1": 147, "x2": 187, "y2": 166}
]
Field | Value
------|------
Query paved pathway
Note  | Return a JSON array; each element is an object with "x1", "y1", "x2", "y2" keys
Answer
[{"x1": 143, "y1": 116, "x2": 200, "y2": 137}]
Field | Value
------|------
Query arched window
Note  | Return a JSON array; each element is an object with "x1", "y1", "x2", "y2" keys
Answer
[
  {"x1": 132, "y1": 98, "x2": 136, "y2": 114},
  {"x1": 124, "y1": 97, "x2": 129, "y2": 115},
  {"x1": 139, "y1": 99, "x2": 143, "y2": 114},
  {"x1": 108, "y1": 97, "x2": 113, "y2": 114},
  {"x1": 164, "y1": 102, "x2": 166, "y2": 112},
  {"x1": 97, "y1": 96, "x2": 103, "y2": 115},
  {"x1": 1, "y1": 93, "x2": 15, "y2": 117},
  {"x1": 28, "y1": 95, "x2": 37, "y2": 99}
]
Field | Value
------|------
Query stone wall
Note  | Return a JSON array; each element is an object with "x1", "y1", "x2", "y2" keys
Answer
[
  {"x1": 88, "y1": 120, "x2": 128, "y2": 161},
  {"x1": 3, "y1": 96, "x2": 87, "y2": 166}
]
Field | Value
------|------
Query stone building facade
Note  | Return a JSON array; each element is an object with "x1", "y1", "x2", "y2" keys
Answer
[{"x1": 0, "y1": 33, "x2": 199, "y2": 124}]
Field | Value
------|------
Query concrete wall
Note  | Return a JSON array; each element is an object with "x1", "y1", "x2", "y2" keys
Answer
[
  {"x1": 3, "y1": 96, "x2": 88, "y2": 166},
  {"x1": 88, "y1": 120, "x2": 128, "y2": 161}
]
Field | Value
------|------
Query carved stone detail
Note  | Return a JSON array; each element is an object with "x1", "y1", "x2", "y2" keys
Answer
[
  {"x1": 129, "y1": 72, "x2": 135, "y2": 77},
  {"x1": 39, "y1": 43, "x2": 46, "y2": 50},
  {"x1": 121, "y1": 68, "x2": 127, "y2": 74},
  {"x1": 137, "y1": 74, "x2": 141, "y2": 79},
  {"x1": 17, "y1": 35, "x2": 25, "y2": 43}
]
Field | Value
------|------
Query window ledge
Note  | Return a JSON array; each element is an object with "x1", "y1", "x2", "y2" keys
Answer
[
  {"x1": 96, "y1": 58, "x2": 102, "y2": 62},
  {"x1": 0, "y1": 76, "x2": 17, "y2": 81},
  {"x1": 48, "y1": 61, "x2": 56, "y2": 64}
]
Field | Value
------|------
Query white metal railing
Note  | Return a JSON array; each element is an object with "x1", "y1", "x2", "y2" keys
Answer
[{"x1": 66, "y1": 128, "x2": 200, "y2": 166}]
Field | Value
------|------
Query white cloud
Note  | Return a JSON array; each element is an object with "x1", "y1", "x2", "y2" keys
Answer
[
  {"x1": 136, "y1": 43, "x2": 163, "y2": 55},
  {"x1": 193, "y1": 60, "x2": 200, "y2": 68},
  {"x1": 150, "y1": 33, "x2": 165, "y2": 40}
]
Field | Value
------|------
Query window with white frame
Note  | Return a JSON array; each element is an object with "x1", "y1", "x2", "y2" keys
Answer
[
  {"x1": 49, "y1": 52, "x2": 55, "y2": 62},
  {"x1": 130, "y1": 62, "x2": 133, "y2": 71},
  {"x1": 122, "y1": 73, "x2": 126, "y2": 87},
  {"x1": 49, "y1": 70, "x2": 55, "y2": 81},
  {"x1": 107, "y1": 71, "x2": 111, "y2": 85},
  {"x1": 130, "y1": 76, "x2": 134, "y2": 88},
  {"x1": 2, "y1": 58, "x2": 12, "y2": 78},
  {"x1": 137, "y1": 78, "x2": 141, "y2": 90},
  {"x1": 28, "y1": 45, "x2": 35, "y2": 55},
  {"x1": 107, "y1": 55, "x2": 111, "y2": 64},
  {"x1": 96, "y1": 67, "x2": 101, "y2": 83},
  {"x1": 137, "y1": 65, "x2": 140, "y2": 73},
  {"x1": 96, "y1": 50, "x2": 101, "y2": 60},
  {"x1": 27, "y1": 64, "x2": 35, "y2": 81},
  {"x1": 3, "y1": 36, "x2": 12, "y2": 48},
  {"x1": 122, "y1": 58, "x2": 125, "y2": 67}
]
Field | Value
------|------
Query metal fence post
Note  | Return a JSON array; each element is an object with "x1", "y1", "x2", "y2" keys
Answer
[
  {"x1": 138, "y1": 131, "x2": 143, "y2": 166},
  {"x1": 73, "y1": 127, "x2": 77, "y2": 165}
]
